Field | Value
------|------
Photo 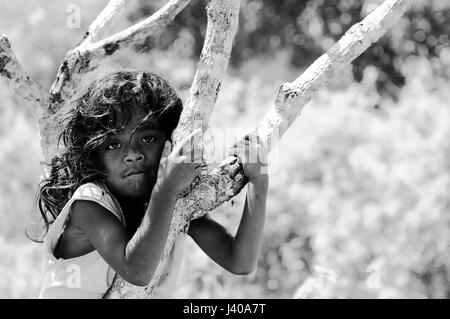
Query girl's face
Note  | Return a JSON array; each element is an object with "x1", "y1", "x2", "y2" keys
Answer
[{"x1": 96, "y1": 109, "x2": 167, "y2": 200}]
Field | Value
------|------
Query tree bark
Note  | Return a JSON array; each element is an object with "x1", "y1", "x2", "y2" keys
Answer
[{"x1": 0, "y1": 36, "x2": 47, "y2": 117}]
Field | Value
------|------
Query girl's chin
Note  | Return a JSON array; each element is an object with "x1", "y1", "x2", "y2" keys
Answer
[
  {"x1": 109, "y1": 176, "x2": 155, "y2": 199},
  {"x1": 130, "y1": 177, "x2": 155, "y2": 194}
]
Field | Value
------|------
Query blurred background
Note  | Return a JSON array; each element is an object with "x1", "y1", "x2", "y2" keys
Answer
[{"x1": 0, "y1": 0, "x2": 449, "y2": 298}]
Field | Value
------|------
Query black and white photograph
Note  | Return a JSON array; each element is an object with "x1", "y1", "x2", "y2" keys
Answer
[{"x1": 0, "y1": 0, "x2": 449, "y2": 301}]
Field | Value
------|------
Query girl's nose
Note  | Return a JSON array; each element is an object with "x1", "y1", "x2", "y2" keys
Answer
[{"x1": 124, "y1": 148, "x2": 144, "y2": 163}]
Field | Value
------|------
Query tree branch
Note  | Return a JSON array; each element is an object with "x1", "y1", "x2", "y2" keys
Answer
[
  {"x1": 173, "y1": 0, "x2": 241, "y2": 143},
  {"x1": 256, "y1": 0, "x2": 412, "y2": 151},
  {"x1": 0, "y1": 35, "x2": 57, "y2": 176},
  {"x1": 85, "y1": 0, "x2": 126, "y2": 43},
  {"x1": 0, "y1": 35, "x2": 48, "y2": 118},
  {"x1": 49, "y1": 0, "x2": 192, "y2": 103},
  {"x1": 103, "y1": 0, "x2": 412, "y2": 299},
  {"x1": 87, "y1": 0, "x2": 192, "y2": 56}
]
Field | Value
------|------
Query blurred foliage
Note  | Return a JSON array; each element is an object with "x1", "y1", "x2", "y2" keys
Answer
[
  {"x1": 0, "y1": 0, "x2": 449, "y2": 299},
  {"x1": 131, "y1": 0, "x2": 450, "y2": 100}
]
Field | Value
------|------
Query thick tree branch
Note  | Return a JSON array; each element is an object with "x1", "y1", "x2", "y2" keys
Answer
[
  {"x1": 0, "y1": 35, "x2": 48, "y2": 117},
  {"x1": 49, "y1": 0, "x2": 192, "y2": 103},
  {"x1": 173, "y1": 0, "x2": 241, "y2": 143}
]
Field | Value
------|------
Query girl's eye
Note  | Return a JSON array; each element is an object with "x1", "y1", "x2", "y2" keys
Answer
[
  {"x1": 142, "y1": 136, "x2": 156, "y2": 143},
  {"x1": 106, "y1": 141, "x2": 121, "y2": 150}
]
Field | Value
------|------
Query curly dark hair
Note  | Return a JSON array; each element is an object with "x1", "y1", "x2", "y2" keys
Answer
[{"x1": 34, "y1": 70, "x2": 183, "y2": 240}]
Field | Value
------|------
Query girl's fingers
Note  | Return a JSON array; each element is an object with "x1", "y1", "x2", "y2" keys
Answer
[
  {"x1": 228, "y1": 141, "x2": 250, "y2": 151},
  {"x1": 193, "y1": 167, "x2": 202, "y2": 179},
  {"x1": 228, "y1": 144, "x2": 267, "y2": 165},
  {"x1": 174, "y1": 155, "x2": 188, "y2": 164},
  {"x1": 176, "y1": 148, "x2": 203, "y2": 164},
  {"x1": 228, "y1": 145, "x2": 250, "y2": 158},
  {"x1": 242, "y1": 131, "x2": 259, "y2": 142},
  {"x1": 174, "y1": 128, "x2": 202, "y2": 155},
  {"x1": 161, "y1": 140, "x2": 172, "y2": 158},
  {"x1": 192, "y1": 158, "x2": 203, "y2": 165},
  {"x1": 189, "y1": 147, "x2": 204, "y2": 164}
]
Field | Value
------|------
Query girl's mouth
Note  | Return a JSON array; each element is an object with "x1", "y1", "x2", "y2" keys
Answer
[{"x1": 124, "y1": 170, "x2": 151, "y2": 178}]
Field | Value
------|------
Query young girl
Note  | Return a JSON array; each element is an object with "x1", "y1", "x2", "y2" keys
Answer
[{"x1": 36, "y1": 70, "x2": 268, "y2": 298}]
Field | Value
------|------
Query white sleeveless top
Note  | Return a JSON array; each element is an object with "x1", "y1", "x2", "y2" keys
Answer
[{"x1": 38, "y1": 182, "x2": 187, "y2": 299}]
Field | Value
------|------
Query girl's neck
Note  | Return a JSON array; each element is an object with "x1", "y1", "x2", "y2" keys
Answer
[
  {"x1": 118, "y1": 195, "x2": 148, "y2": 235},
  {"x1": 104, "y1": 185, "x2": 149, "y2": 234}
]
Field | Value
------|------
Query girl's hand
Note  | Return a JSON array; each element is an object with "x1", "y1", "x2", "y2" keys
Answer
[
  {"x1": 226, "y1": 133, "x2": 268, "y2": 184},
  {"x1": 155, "y1": 129, "x2": 203, "y2": 196}
]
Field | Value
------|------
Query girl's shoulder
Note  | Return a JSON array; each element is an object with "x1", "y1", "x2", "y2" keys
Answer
[
  {"x1": 72, "y1": 182, "x2": 109, "y2": 202},
  {"x1": 70, "y1": 182, "x2": 125, "y2": 225}
]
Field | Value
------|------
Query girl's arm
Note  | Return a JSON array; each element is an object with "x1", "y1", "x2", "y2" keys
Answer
[
  {"x1": 69, "y1": 187, "x2": 178, "y2": 286},
  {"x1": 188, "y1": 177, "x2": 267, "y2": 274},
  {"x1": 189, "y1": 134, "x2": 268, "y2": 274}
]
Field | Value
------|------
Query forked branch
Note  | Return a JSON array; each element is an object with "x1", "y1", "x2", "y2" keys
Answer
[{"x1": 49, "y1": 0, "x2": 192, "y2": 103}]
